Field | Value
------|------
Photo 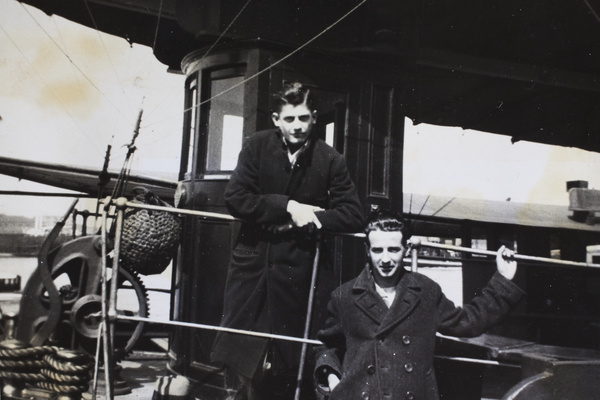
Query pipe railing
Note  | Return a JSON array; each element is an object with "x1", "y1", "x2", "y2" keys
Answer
[
  {"x1": 96, "y1": 197, "x2": 242, "y2": 399},
  {"x1": 95, "y1": 197, "x2": 600, "y2": 399},
  {"x1": 408, "y1": 237, "x2": 600, "y2": 269}
]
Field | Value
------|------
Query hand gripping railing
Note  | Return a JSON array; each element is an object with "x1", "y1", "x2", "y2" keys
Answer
[
  {"x1": 95, "y1": 199, "x2": 600, "y2": 399},
  {"x1": 95, "y1": 197, "x2": 322, "y2": 400}
]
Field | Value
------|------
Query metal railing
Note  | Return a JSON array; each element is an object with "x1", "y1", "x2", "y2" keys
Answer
[{"x1": 94, "y1": 197, "x2": 600, "y2": 399}]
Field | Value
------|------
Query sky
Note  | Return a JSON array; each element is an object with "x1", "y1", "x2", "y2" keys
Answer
[
  {"x1": 404, "y1": 121, "x2": 600, "y2": 205},
  {"x1": 0, "y1": 0, "x2": 598, "y2": 219},
  {"x1": 0, "y1": 0, "x2": 184, "y2": 216}
]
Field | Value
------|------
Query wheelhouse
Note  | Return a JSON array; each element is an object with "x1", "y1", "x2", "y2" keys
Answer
[{"x1": 169, "y1": 41, "x2": 600, "y2": 398}]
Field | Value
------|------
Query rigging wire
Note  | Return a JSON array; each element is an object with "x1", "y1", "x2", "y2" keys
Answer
[
  {"x1": 144, "y1": 0, "x2": 181, "y2": 119},
  {"x1": 148, "y1": 0, "x2": 370, "y2": 128},
  {"x1": 584, "y1": 0, "x2": 600, "y2": 24},
  {"x1": 430, "y1": 197, "x2": 455, "y2": 218},
  {"x1": 111, "y1": 109, "x2": 144, "y2": 200},
  {"x1": 0, "y1": 24, "x2": 103, "y2": 157},
  {"x1": 14, "y1": 1, "x2": 148, "y2": 170},
  {"x1": 407, "y1": 194, "x2": 430, "y2": 234},
  {"x1": 49, "y1": 11, "x2": 123, "y2": 152},
  {"x1": 198, "y1": 0, "x2": 253, "y2": 62},
  {"x1": 189, "y1": 0, "x2": 369, "y2": 113},
  {"x1": 82, "y1": 0, "x2": 134, "y2": 117},
  {"x1": 19, "y1": 3, "x2": 131, "y2": 124},
  {"x1": 51, "y1": 16, "x2": 69, "y2": 51},
  {"x1": 417, "y1": 194, "x2": 430, "y2": 217},
  {"x1": 9, "y1": 0, "x2": 367, "y2": 169},
  {"x1": 144, "y1": 0, "x2": 254, "y2": 123},
  {"x1": 410, "y1": 195, "x2": 456, "y2": 235},
  {"x1": 151, "y1": 0, "x2": 165, "y2": 52}
]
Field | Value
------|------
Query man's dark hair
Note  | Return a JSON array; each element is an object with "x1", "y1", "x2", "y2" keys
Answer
[
  {"x1": 272, "y1": 82, "x2": 315, "y2": 112},
  {"x1": 365, "y1": 209, "x2": 411, "y2": 245}
]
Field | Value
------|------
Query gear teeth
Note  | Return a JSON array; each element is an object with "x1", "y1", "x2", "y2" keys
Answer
[{"x1": 102, "y1": 264, "x2": 150, "y2": 361}]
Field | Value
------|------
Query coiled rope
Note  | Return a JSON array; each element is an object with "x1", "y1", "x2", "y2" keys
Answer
[{"x1": 0, "y1": 340, "x2": 93, "y2": 397}]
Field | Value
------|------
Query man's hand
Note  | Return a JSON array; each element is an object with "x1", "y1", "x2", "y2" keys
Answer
[
  {"x1": 496, "y1": 245, "x2": 517, "y2": 280},
  {"x1": 327, "y1": 373, "x2": 340, "y2": 391},
  {"x1": 286, "y1": 200, "x2": 323, "y2": 229}
]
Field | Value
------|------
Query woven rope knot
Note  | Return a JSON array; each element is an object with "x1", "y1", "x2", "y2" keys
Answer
[{"x1": 120, "y1": 187, "x2": 182, "y2": 275}]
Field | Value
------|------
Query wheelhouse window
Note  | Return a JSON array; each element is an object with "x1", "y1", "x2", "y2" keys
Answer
[
  {"x1": 205, "y1": 70, "x2": 245, "y2": 174},
  {"x1": 181, "y1": 75, "x2": 199, "y2": 180},
  {"x1": 181, "y1": 66, "x2": 246, "y2": 179}
]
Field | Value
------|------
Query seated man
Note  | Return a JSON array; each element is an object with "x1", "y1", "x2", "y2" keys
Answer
[{"x1": 314, "y1": 210, "x2": 524, "y2": 400}]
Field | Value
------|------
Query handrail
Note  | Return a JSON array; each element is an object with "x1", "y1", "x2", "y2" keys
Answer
[{"x1": 96, "y1": 196, "x2": 598, "y2": 400}]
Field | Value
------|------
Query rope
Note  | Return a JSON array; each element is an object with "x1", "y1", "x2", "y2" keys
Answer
[
  {"x1": 35, "y1": 380, "x2": 89, "y2": 394},
  {"x1": 0, "y1": 341, "x2": 93, "y2": 396},
  {"x1": 0, "y1": 371, "x2": 45, "y2": 381},
  {"x1": 0, "y1": 359, "x2": 47, "y2": 369},
  {"x1": 0, "y1": 345, "x2": 58, "y2": 359},
  {"x1": 43, "y1": 353, "x2": 94, "y2": 375}
]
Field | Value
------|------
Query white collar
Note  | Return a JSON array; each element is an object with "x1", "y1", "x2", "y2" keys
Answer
[
  {"x1": 374, "y1": 282, "x2": 396, "y2": 308},
  {"x1": 282, "y1": 135, "x2": 310, "y2": 166}
]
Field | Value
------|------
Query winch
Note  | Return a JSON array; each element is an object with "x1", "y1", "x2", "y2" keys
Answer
[{"x1": 0, "y1": 202, "x2": 149, "y2": 400}]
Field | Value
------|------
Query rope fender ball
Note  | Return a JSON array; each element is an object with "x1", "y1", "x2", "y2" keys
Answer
[{"x1": 119, "y1": 187, "x2": 182, "y2": 275}]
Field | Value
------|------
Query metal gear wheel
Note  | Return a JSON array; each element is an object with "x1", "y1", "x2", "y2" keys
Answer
[{"x1": 16, "y1": 235, "x2": 150, "y2": 361}]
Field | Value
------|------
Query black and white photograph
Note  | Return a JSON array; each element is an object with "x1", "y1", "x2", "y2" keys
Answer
[{"x1": 1, "y1": 1, "x2": 599, "y2": 399}]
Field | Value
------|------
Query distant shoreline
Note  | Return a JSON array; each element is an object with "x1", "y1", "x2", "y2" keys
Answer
[{"x1": 0, "y1": 233, "x2": 71, "y2": 257}]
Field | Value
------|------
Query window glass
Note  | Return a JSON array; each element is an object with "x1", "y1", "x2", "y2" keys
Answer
[
  {"x1": 206, "y1": 74, "x2": 244, "y2": 173},
  {"x1": 182, "y1": 77, "x2": 198, "y2": 179},
  {"x1": 325, "y1": 122, "x2": 335, "y2": 147}
]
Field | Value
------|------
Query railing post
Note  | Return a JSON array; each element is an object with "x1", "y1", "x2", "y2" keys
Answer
[{"x1": 99, "y1": 199, "x2": 113, "y2": 400}]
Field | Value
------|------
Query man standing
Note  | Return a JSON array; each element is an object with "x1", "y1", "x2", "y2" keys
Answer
[
  {"x1": 314, "y1": 210, "x2": 524, "y2": 400},
  {"x1": 212, "y1": 82, "x2": 364, "y2": 399}
]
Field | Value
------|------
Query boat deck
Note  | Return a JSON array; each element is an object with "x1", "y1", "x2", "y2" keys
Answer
[{"x1": 98, "y1": 350, "x2": 170, "y2": 400}]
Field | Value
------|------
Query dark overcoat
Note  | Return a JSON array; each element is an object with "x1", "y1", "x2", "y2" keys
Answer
[
  {"x1": 211, "y1": 129, "x2": 364, "y2": 378},
  {"x1": 314, "y1": 267, "x2": 524, "y2": 400}
]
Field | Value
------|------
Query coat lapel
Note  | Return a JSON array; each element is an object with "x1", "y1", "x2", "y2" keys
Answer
[
  {"x1": 377, "y1": 272, "x2": 422, "y2": 336},
  {"x1": 352, "y1": 268, "x2": 388, "y2": 325}
]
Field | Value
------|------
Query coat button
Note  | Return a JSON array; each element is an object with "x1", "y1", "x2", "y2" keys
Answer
[
  {"x1": 404, "y1": 363, "x2": 413, "y2": 373},
  {"x1": 361, "y1": 391, "x2": 370, "y2": 400},
  {"x1": 406, "y1": 391, "x2": 415, "y2": 400},
  {"x1": 402, "y1": 335, "x2": 411, "y2": 345},
  {"x1": 367, "y1": 365, "x2": 376, "y2": 375}
]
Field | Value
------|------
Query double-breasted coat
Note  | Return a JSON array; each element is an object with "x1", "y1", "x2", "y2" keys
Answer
[
  {"x1": 211, "y1": 129, "x2": 364, "y2": 378},
  {"x1": 314, "y1": 266, "x2": 524, "y2": 400}
]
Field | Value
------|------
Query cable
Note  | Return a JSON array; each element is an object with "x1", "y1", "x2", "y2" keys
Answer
[
  {"x1": 151, "y1": 0, "x2": 165, "y2": 52},
  {"x1": 145, "y1": 0, "x2": 254, "y2": 122},
  {"x1": 0, "y1": 24, "x2": 104, "y2": 157},
  {"x1": 19, "y1": 3, "x2": 130, "y2": 123},
  {"x1": 83, "y1": 0, "x2": 134, "y2": 118},
  {"x1": 149, "y1": 0, "x2": 370, "y2": 127}
]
